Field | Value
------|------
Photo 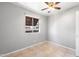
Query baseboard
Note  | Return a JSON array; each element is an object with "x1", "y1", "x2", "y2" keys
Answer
[
  {"x1": 1, "y1": 40, "x2": 47, "y2": 57},
  {"x1": 1, "y1": 41, "x2": 75, "y2": 57},
  {"x1": 48, "y1": 41, "x2": 75, "y2": 52}
]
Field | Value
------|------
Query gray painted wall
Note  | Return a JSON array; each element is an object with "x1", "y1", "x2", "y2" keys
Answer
[
  {"x1": 75, "y1": 7, "x2": 79, "y2": 56},
  {"x1": 48, "y1": 8, "x2": 76, "y2": 49},
  {"x1": 76, "y1": 11, "x2": 79, "y2": 56},
  {"x1": 0, "y1": 2, "x2": 48, "y2": 54}
]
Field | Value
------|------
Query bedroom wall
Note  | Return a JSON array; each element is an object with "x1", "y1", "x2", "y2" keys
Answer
[
  {"x1": 75, "y1": 7, "x2": 79, "y2": 56},
  {"x1": 48, "y1": 7, "x2": 76, "y2": 49},
  {"x1": 0, "y1": 2, "x2": 48, "y2": 54}
]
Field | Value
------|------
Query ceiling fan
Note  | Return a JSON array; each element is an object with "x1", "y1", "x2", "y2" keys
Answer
[{"x1": 41, "y1": 2, "x2": 61, "y2": 13}]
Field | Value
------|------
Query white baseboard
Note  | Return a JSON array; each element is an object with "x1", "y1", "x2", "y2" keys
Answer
[
  {"x1": 1, "y1": 41, "x2": 47, "y2": 57},
  {"x1": 1, "y1": 41, "x2": 75, "y2": 57},
  {"x1": 48, "y1": 41, "x2": 75, "y2": 52}
]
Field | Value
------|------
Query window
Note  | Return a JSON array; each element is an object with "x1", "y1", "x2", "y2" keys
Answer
[{"x1": 25, "y1": 16, "x2": 39, "y2": 33}]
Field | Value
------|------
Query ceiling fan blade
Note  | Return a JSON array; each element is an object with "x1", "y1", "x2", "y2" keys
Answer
[
  {"x1": 45, "y1": 2, "x2": 49, "y2": 5},
  {"x1": 55, "y1": 2, "x2": 60, "y2": 5},
  {"x1": 54, "y1": 7, "x2": 61, "y2": 10},
  {"x1": 41, "y1": 8, "x2": 48, "y2": 11}
]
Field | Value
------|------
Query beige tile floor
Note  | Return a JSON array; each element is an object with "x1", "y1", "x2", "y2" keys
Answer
[{"x1": 4, "y1": 41, "x2": 75, "y2": 57}]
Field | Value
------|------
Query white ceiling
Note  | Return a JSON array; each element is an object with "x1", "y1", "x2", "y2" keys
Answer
[{"x1": 14, "y1": 2, "x2": 79, "y2": 16}]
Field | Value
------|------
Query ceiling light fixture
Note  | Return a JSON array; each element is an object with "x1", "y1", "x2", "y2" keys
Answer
[{"x1": 41, "y1": 2, "x2": 61, "y2": 13}]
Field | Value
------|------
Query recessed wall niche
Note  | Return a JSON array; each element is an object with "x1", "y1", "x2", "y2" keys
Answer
[{"x1": 25, "y1": 16, "x2": 39, "y2": 33}]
